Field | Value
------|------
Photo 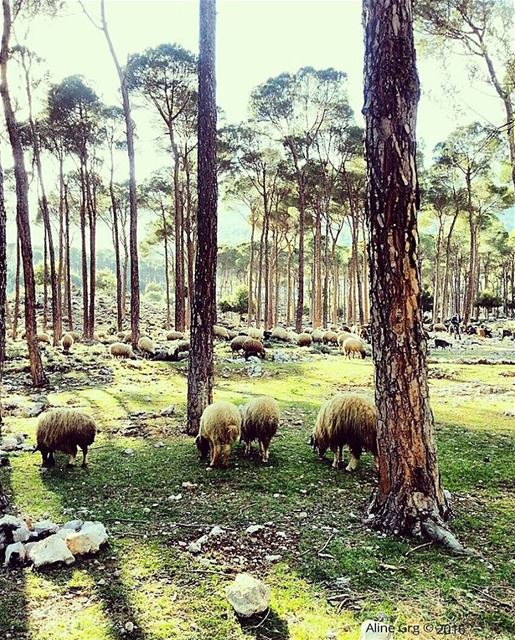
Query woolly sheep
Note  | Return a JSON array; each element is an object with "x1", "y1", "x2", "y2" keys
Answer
[
  {"x1": 231, "y1": 335, "x2": 248, "y2": 354},
  {"x1": 297, "y1": 332, "x2": 313, "y2": 347},
  {"x1": 247, "y1": 327, "x2": 264, "y2": 340},
  {"x1": 138, "y1": 336, "x2": 155, "y2": 355},
  {"x1": 69, "y1": 330, "x2": 81, "y2": 342},
  {"x1": 242, "y1": 338, "x2": 265, "y2": 359},
  {"x1": 311, "y1": 394, "x2": 377, "y2": 471},
  {"x1": 271, "y1": 327, "x2": 288, "y2": 341},
  {"x1": 213, "y1": 325, "x2": 230, "y2": 340},
  {"x1": 36, "y1": 408, "x2": 96, "y2": 468},
  {"x1": 240, "y1": 396, "x2": 280, "y2": 463},
  {"x1": 196, "y1": 401, "x2": 241, "y2": 469},
  {"x1": 323, "y1": 330, "x2": 338, "y2": 345},
  {"x1": 343, "y1": 337, "x2": 366, "y2": 359},
  {"x1": 61, "y1": 333, "x2": 74, "y2": 353},
  {"x1": 337, "y1": 331, "x2": 354, "y2": 348},
  {"x1": 110, "y1": 342, "x2": 135, "y2": 359},
  {"x1": 166, "y1": 330, "x2": 184, "y2": 341},
  {"x1": 37, "y1": 332, "x2": 50, "y2": 344},
  {"x1": 432, "y1": 323, "x2": 447, "y2": 332},
  {"x1": 311, "y1": 329, "x2": 324, "y2": 343}
]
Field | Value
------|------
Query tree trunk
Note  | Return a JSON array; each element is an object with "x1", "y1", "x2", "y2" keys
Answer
[
  {"x1": 170, "y1": 137, "x2": 185, "y2": 331},
  {"x1": 79, "y1": 162, "x2": 89, "y2": 337},
  {"x1": 322, "y1": 216, "x2": 330, "y2": 328},
  {"x1": 363, "y1": 0, "x2": 460, "y2": 549},
  {"x1": 42, "y1": 223, "x2": 48, "y2": 331},
  {"x1": 101, "y1": 0, "x2": 139, "y2": 348},
  {"x1": 187, "y1": 0, "x2": 217, "y2": 436},
  {"x1": 0, "y1": 0, "x2": 46, "y2": 386},
  {"x1": 0, "y1": 151, "x2": 6, "y2": 368},
  {"x1": 87, "y1": 174, "x2": 96, "y2": 337},
  {"x1": 295, "y1": 185, "x2": 306, "y2": 332},
  {"x1": 313, "y1": 207, "x2": 322, "y2": 328},
  {"x1": 12, "y1": 235, "x2": 20, "y2": 339},
  {"x1": 161, "y1": 204, "x2": 172, "y2": 329},
  {"x1": 64, "y1": 182, "x2": 73, "y2": 331},
  {"x1": 248, "y1": 215, "x2": 255, "y2": 325}
]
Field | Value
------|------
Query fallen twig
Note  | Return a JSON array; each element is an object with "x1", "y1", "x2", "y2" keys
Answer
[
  {"x1": 246, "y1": 607, "x2": 271, "y2": 629},
  {"x1": 404, "y1": 541, "x2": 433, "y2": 556}
]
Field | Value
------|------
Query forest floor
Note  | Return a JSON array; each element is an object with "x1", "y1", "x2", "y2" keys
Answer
[{"x1": 0, "y1": 335, "x2": 514, "y2": 640}]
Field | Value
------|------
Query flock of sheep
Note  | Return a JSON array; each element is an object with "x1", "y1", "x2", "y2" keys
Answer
[{"x1": 34, "y1": 391, "x2": 378, "y2": 475}]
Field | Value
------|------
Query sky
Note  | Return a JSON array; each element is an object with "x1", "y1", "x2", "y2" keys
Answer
[{"x1": 4, "y1": 0, "x2": 511, "y2": 247}]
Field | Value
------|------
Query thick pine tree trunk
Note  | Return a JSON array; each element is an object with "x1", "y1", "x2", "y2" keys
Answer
[
  {"x1": 187, "y1": 0, "x2": 217, "y2": 436},
  {"x1": 0, "y1": 0, "x2": 46, "y2": 386},
  {"x1": 363, "y1": 0, "x2": 461, "y2": 548}
]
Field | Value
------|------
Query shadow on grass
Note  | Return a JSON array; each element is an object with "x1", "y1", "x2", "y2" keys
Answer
[{"x1": 239, "y1": 608, "x2": 290, "y2": 639}]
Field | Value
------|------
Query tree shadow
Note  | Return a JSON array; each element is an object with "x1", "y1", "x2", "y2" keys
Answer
[{"x1": 239, "y1": 608, "x2": 290, "y2": 639}]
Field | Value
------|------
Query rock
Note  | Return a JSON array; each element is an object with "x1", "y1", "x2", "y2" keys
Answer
[
  {"x1": 61, "y1": 520, "x2": 84, "y2": 531},
  {"x1": 0, "y1": 437, "x2": 18, "y2": 451},
  {"x1": 187, "y1": 534, "x2": 209, "y2": 554},
  {"x1": 209, "y1": 526, "x2": 224, "y2": 537},
  {"x1": 245, "y1": 524, "x2": 264, "y2": 535},
  {"x1": 181, "y1": 481, "x2": 198, "y2": 490},
  {"x1": 225, "y1": 573, "x2": 271, "y2": 617},
  {"x1": 12, "y1": 524, "x2": 31, "y2": 543},
  {"x1": 265, "y1": 554, "x2": 282, "y2": 563},
  {"x1": 360, "y1": 620, "x2": 393, "y2": 640},
  {"x1": 126, "y1": 360, "x2": 142, "y2": 369},
  {"x1": 4, "y1": 542, "x2": 26, "y2": 566},
  {"x1": 33, "y1": 519, "x2": 59, "y2": 538},
  {"x1": 124, "y1": 621, "x2": 135, "y2": 632},
  {"x1": 160, "y1": 405, "x2": 176, "y2": 416},
  {"x1": 23, "y1": 403, "x2": 46, "y2": 418},
  {"x1": 123, "y1": 448, "x2": 134, "y2": 456},
  {"x1": 28, "y1": 534, "x2": 75, "y2": 568}
]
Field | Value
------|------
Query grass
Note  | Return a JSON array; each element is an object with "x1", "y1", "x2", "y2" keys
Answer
[{"x1": 0, "y1": 344, "x2": 514, "y2": 639}]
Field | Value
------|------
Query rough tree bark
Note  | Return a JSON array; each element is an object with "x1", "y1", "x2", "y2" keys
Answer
[
  {"x1": 0, "y1": 0, "x2": 46, "y2": 386},
  {"x1": 363, "y1": 0, "x2": 462, "y2": 549},
  {"x1": 187, "y1": 0, "x2": 217, "y2": 436},
  {"x1": 0, "y1": 151, "x2": 6, "y2": 368}
]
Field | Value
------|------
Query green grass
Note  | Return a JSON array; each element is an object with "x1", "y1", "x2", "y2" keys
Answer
[{"x1": 1, "y1": 348, "x2": 514, "y2": 639}]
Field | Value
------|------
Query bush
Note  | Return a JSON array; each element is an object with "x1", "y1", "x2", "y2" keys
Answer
[
  {"x1": 474, "y1": 290, "x2": 502, "y2": 311},
  {"x1": 145, "y1": 290, "x2": 163, "y2": 302},
  {"x1": 145, "y1": 282, "x2": 163, "y2": 295},
  {"x1": 96, "y1": 269, "x2": 116, "y2": 293},
  {"x1": 219, "y1": 286, "x2": 251, "y2": 314}
]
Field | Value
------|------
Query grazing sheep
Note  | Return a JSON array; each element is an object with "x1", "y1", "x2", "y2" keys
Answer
[
  {"x1": 177, "y1": 340, "x2": 190, "y2": 353},
  {"x1": 311, "y1": 394, "x2": 377, "y2": 471},
  {"x1": 69, "y1": 330, "x2": 81, "y2": 342},
  {"x1": 351, "y1": 325, "x2": 360, "y2": 334},
  {"x1": 359, "y1": 326, "x2": 370, "y2": 342},
  {"x1": 166, "y1": 330, "x2": 184, "y2": 341},
  {"x1": 247, "y1": 327, "x2": 263, "y2": 340},
  {"x1": 341, "y1": 325, "x2": 351, "y2": 333},
  {"x1": 271, "y1": 327, "x2": 288, "y2": 341},
  {"x1": 138, "y1": 336, "x2": 155, "y2": 355},
  {"x1": 213, "y1": 325, "x2": 230, "y2": 340},
  {"x1": 36, "y1": 409, "x2": 96, "y2": 468},
  {"x1": 61, "y1": 333, "x2": 74, "y2": 354},
  {"x1": 343, "y1": 337, "x2": 366, "y2": 359},
  {"x1": 434, "y1": 338, "x2": 451, "y2": 349},
  {"x1": 337, "y1": 331, "x2": 354, "y2": 347},
  {"x1": 433, "y1": 323, "x2": 447, "y2": 332},
  {"x1": 323, "y1": 330, "x2": 338, "y2": 345},
  {"x1": 311, "y1": 329, "x2": 324, "y2": 343},
  {"x1": 227, "y1": 329, "x2": 239, "y2": 340},
  {"x1": 297, "y1": 332, "x2": 313, "y2": 347},
  {"x1": 116, "y1": 330, "x2": 127, "y2": 340},
  {"x1": 240, "y1": 396, "x2": 280, "y2": 463},
  {"x1": 501, "y1": 329, "x2": 513, "y2": 339},
  {"x1": 478, "y1": 326, "x2": 492, "y2": 338},
  {"x1": 196, "y1": 401, "x2": 241, "y2": 469},
  {"x1": 231, "y1": 335, "x2": 248, "y2": 354},
  {"x1": 37, "y1": 332, "x2": 50, "y2": 344},
  {"x1": 288, "y1": 331, "x2": 299, "y2": 344},
  {"x1": 242, "y1": 337, "x2": 265, "y2": 359},
  {"x1": 109, "y1": 342, "x2": 135, "y2": 359}
]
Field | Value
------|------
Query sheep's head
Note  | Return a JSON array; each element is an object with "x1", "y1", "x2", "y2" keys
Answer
[
  {"x1": 310, "y1": 433, "x2": 327, "y2": 458},
  {"x1": 360, "y1": 349, "x2": 366, "y2": 359},
  {"x1": 195, "y1": 435, "x2": 210, "y2": 459}
]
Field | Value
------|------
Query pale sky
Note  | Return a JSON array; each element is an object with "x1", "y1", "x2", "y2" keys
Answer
[{"x1": 4, "y1": 0, "x2": 508, "y2": 247}]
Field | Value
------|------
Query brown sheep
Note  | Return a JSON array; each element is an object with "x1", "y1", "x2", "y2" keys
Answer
[
  {"x1": 69, "y1": 330, "x2": 81, "y2": 342},
  {"x1": 230, "y1": 335, "x2": 248, "y2": 354},
  {"x1": 271, "y1": 327, "x2": 288, "y2": 341},
  {"x1": 240, "y1": 396, "x2": 280, "y2": 462},
  {"x1": 311, "y1": 329, "x2": 324, "y2": 343},
  {"x1": 337, "y1": 331, "x2": 354, "y2": 348},
  {"x1": 297, "y1": 332, "x2": 313, "y2": 347},
  {"x1": 37, "y1": 332, "x2": 50, "y2": 344},
  {"x1": 343, "y1": 337, "x2": 366, "y2": 359},
  {"x1": 36, "y1": 408, "x2": 97, "y2": 468},
  {"x1": 311, "y1": 394, "x2": 377, "y2": 471},
  {"x1": 213, "y1": 325, "x2": 230, "y2": 340},
  {"x1": 433, "y1": 323, "x2": 447, "y2": 332},
  {"x1": 196, "y1": 401, "x2": 241, "y2": 469},
  {"x1": 242, "y1": 338, "x2": 265, "y2": 359},
  {"x1": 61, "y1": 333, "x2": 74, "y2": 354}
]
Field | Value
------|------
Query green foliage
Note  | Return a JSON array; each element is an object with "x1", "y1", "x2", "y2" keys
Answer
[
  {"x1": 144, "y1": 282, "x2": 163, "y2": 302},
  {"x1": 421, "y1": 286, "x2": 434, "y2": 311},
  {"x1": 33, "y1": 262, "x2": 49, "y2": 286},
  {"x1": 474, "y1": 290, "x2": 502, "y2": 310},
  {"x1": 95, "y1": 269, "x2": 116, "y2": 293},
  {"x1": 219, "y1": 285, "x2": 249, "y2": 314}
]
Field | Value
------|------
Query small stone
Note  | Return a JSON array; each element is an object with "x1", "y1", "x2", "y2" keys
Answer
[
  {"x1": 4, "y1": 542, "x2": 26, "y2": 566},
  {"x1": 160, "y1": 405, "x2": 176, "y2": 416},
  {"x1": 209, "y1": 526, "x2": 224, "y2": 537},
  {"x1": 123, "y1": 448, "x2": 134, "y2": 456},
  {"x1": 181, "y1": 482, "x2": 198, "y2": 490},
  {"x1": 225, "y1": 573, "x2": 271, "y2": 617},
  {"x1": 124, "y1": 621, "x2": 135, "y2": 632},
  {"x1": 245, "y1": 524, "x2": 264, "y2": 535},
  {"x1": 33, "y1": 519, "x2": 59, "y2": 537},
  {"x1": 265, "y1": 554, "x2": 282, "y2": 563},
  {"x1": 61, "y1": 520, "x2": 84, "y2": 532}
]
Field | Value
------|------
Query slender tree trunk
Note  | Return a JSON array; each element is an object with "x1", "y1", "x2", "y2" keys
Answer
[
  {"x1": 187, "y1": 0, "x2": 217, "y2": 436},
  {"x1": 101, "y1": 0, "x2": 139, "y2": 348},
  {"x1": 57, "y1": 159, "x2": 64, "y2": 333},
  {"x1": 0, "y1": 0, "x2": 46, "y2": 386},
  {"x1": 42, "y1": 223, "x2": 48, "y2": 331},
  {"x1": 161, "y1": 204, "x2": 172, "y2": 329},
  {"x1": 248, "y1": 215, "x2": 255, "y2": 325},
  {"x1": 295, "y1": 182, "x2": 306, "y2": 332},
  {"x1": 441, "y1": 207, "x2": 459, "y2": 318},
  {"x1": 286, "y1": 244, "x2": 292, "y2": 326},
  {"x1": 109, "y1": 185, "x2": 123, "y2": 331},
  {"x1": 12, "y1": 235, "x2": 20, "y2": 340},
  {"x1": 313, "y1": 207, "x2": 322, "y2": 328},
  {"x1": 256, "y1": 217, "x2": 265, "y2": 328},
  {"x1": 64, "y1": 183, "x2": 73, "y2": 331},
  {"x1": 170, "y1": 137, "x2": 185, "y2": 331},
  {"x1": 432, "y1": 218, "x2": 443, "y2": 323},
  {"x1": 363, "y1": 0, "x2": 460, "y2": 548},
  {"x1": 87, "y1": 176, "x2": 96, "y2": 337},
  {"x1": 79, "y1": 162, "x2": 89, "y2": 337},
  {"x1": 322, "y1": 216, "x2": 330, "y2": 328},
  {"x1": 0, "y1": 151, "x2": 6, "y2": 367}
]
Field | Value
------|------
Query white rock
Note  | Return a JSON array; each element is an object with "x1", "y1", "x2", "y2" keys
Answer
[
  {"x1": 182, "y1": 481, "x2": 198, "y2": 490},
  {"x1": 28, "y1": 534, "x2": 75, "y2": 568},
  {"x1": 123, "y1": 448, "x2": 134, "y2": 456},
  {"x1": 360, "y1": 620, "x2": 393, "y2": 640},
  {"x1": 33, "y1": 519, "x2": 59, "y2": 537},
  {"x1": 209, "y1": 526, "x2": 224, "y2": 537},
  {"x1": 225, "y1": 573, "x2": 271, "y2": 617},
  {"x1": 124, "y1": 621, "x2": 135, "y2": 632},
  {"x1": 12, "y1": 525, "x2": 31, "y2": 543},
  {"x1": 4, "y1": 542, "x2": 26, "y2": 566},
  {"x1": 61, "y1": 520, "x2": 84, "y2": 531},
  {"x1": 187, "y1": 534, "x2": 208, "y2": 554},
  {"x1": 245, "y1": 524, "x2": 264, "y2": 535},
  {"x1": 265, "y1": 554, "x2": 282, "y2": 563},
  {"x1": 0, "y1": 437, "x2": 18, "y2": 451},
  {"x1": 0, "y1": 515, "x2": 24, "y2": 529},
  {"x1": 160, "y1": 405, "x2": 176, "y2": 416}
]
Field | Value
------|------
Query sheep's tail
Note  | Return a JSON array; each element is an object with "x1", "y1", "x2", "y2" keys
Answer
[{"x1": 226, "y1": 424, "x2": 240, "y2": 443}]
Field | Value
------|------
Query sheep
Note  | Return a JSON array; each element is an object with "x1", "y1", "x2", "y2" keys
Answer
[
  {"x1": 270, "y1": 327, "x2": 287, "y2": 341},
  {"x1": 311, "y1": 394, "x2": 377, "y2": 472},
  {"x1": 359, "y1": 326, "x2": 370, "y2": 342},
  {"x1": 240, "y1": 396, "x2": 280, "y2": 463},
  {"x1": 242, "y1": 337, "x2": 265, "y2": 359},
  {"x1": 311, "y1": 329, "x2": 324, "y2": 343},
  {"x1": 166, "y1": 330, "x2": 184, "y2": 341},
  {"x1": 37, "y1": 332, "x2": 50, "y2": 344},
  {"x1": 213, "y1": 325, "x2": 230, "y2": 340},
  {"x1": 196, "y1": 401, "x2": 241, "y2": 469},
  {"x1": 297, "y1": 332, "x2": 312, "y2": 347},
  {"x1": 61, "y1": 333, "x2": 74, "y2": 354},
  {"x1": 230, "y1": 335, "x2": 248, "y2": 354},
  {"x1": 36, "y1": 408, "x2": 96, "y2": 468},
  {"x1": 247, "y1": 327, "x2": 263, "y2": 340},
  {"x1": 341, "y1": 325, "x2": 351, "y2": 333},
  {"x1": 337, "y1": 331, "x2": 354, "y2": 349},
  {"x1": 109, "y1": 342, "x2": 136, "y2": 359},
  {"x1": 343, "y1": 337, "x2": 367, "y2": 359},
  {"x1": 288, "y1": 331, "x2": 299, "y2": 344},
  {"x1": 323, "y1": 330, "x2": 338, "y2": 345},
  {"x1": 177, "y1": 340, "x2": 190, "y2": 353},
  {"x1": 138, "y1": 336, "x2": 155, "y2": 355},
  {"x1": 70, "y1": 330, "x2": 81, "y2": 342},
  {"x1": 434, "y1": 337, "x2": 451, "y2": 349},
  {"x1": 433, "y1": 323, "x2": 447, "y2": 332}
]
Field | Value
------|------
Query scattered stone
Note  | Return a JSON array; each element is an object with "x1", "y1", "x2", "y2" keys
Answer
[
  {"x1": 33, "y1": 519, "x2": 59, "y2": 537},
  {"x1": 225, "y1": 573, "x2": 271, "y2": 617},
  {"x1": 265, "y1": 554, "x2": 282, "y2": 563},
  {"x1": 61, "y1": 521, "x2": 108, "y2": 556},
  {"x1": 245, "y1": 524, "x2": 264, "y2": 535},
  {"x1": 28, "y1": 534, "x2": 76, "y2": 568},
  {"x1": 209, "y1": 526, "x2": 224, "y2": 537},
  {"x1": 160, "y1": 405, "x2": 176, "y2": 416},
  {"x1": 4, "y1": 542, "x2": 26, "y2": 566},
  {"x1": 0, "y1": 437, "x2": 18, "y2": 451},
  {"x1": 187, "y1": 534, "x2": 209, "y2": 554},
  {"x1": 62, "y1": 520, "x2": 84, "y2": 531},
  {"x1": 23, "y1": 403, "x2": 47, "y2": 418},
  {"x1": 124, "y1": 621, "x2": 135, "y2": 633},
  {"x1": 123, "y1": 448, "x2": 135, "y2": 457},
  {"x1": 181, "y1": 482, "x2": 198, "y2": 490}
]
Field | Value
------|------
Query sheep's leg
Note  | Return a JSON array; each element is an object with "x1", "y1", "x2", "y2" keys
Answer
[
  {"x1": 346, "y1": 449, "x2": 360, "y2": 472},
  {"x1": 220, "y1": 445, "x2": 231, "y2": 469},
  {"x1": 210, "y1": 446, "x2": 220, "y2": 468},
  {"x1": 331, "y1": 448, "x2": 339, "y2": 469},
  {"x1": 245, "y1": 440, "x2": 252, "y2": 455},
  {"x1": 47, "y1": 451, "x2": 56, "y2": 467},
  {"x1": 39, "y1": 446, "x2": 49, "y2": 467},
  {"x1": 68, "y1": 455, "x2": 76, "y2": 466},
  {"x1": 261, "y1": 438, "x2": 270, "y2": 463},
  {"x1": 81, "y1": 447, "x2": 89, "y2": 468}
]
